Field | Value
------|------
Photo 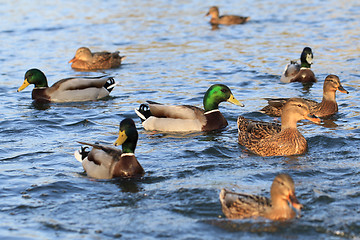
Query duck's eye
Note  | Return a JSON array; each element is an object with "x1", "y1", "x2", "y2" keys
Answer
[
  {"x1": 298, "y1": 104, "x2": 302, "y2": 107},
  {"x1": 221, "y1": 89, "x2": 227, "y2": 93}
]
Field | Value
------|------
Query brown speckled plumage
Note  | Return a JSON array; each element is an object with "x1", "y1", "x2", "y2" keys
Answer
[
  {"x1": 261, "y1": 75, "x2": 349, "y2": 118},
  {"x1": 206, "y1": 6, "x2": 250, "y2": 25},
  {"x1": 220, "y1": 174, "x2": 302, "y2": 221},
  {"x1": 238, "y1": 98, "x2": 320, "y2": 157},
  {"x1": 69, "y1": 47, "x2": 126, "y2": 70}
]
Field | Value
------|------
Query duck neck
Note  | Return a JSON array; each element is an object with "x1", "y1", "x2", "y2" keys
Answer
[
  {"x1": 280, "y1": 115, "x2": 299, "y2": 130},
  {"x1": 122, "y1": 138, "x2": 137, "y2": 154},
  {"x1": 203, "y1": 96, "x2": 219, "y2": 112},
  {"x1": 300, "y1": 61, "x2": 311, "y2": 69}
]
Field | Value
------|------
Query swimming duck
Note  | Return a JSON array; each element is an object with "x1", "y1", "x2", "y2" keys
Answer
[
  {"x1": 206, "y1": 6, "x2": 250, "y2": 25},
  {"x1": 69, "y1": 47, "x2": 126, "y2": 70},
  {"x1": 74, "y1": 118, "x2": 145, "y2": 179},
  {"x1": 17, "y1": 68, "x2": 116, "y2": 102},
  {"x1": 238, "y1": 98, "x2": 320, "y2": 156},
  {"x1": 134, "y1": 84, "x2": 244, "y2": 132},
  {"x1": 280, "y1": 47, "x2": 316, "y2": 83},
  {"x1": 219, "y1": 174, "x2": 302, "y2": 221},
  {"x1": 261, "y1": 75, "x2": 349, "y2": 118}
]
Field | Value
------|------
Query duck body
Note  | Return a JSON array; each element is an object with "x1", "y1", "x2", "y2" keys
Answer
[
  {"x1": 18, "y1": 69, "x2": 115, "y2": 102},
  {"x1": 238, "y1": 98, "x2": 320, "y2": 157},
  {"x1": 69, "y1": 47, "x2": 126, "y2": 70},
  {"x1": 74, "y1": 118, "x2": 145, "y2": 179},
  {"x1": 220, "y1": 174, "x2": 302, "y2": 221},
  {"x1": 262, "y1": 75, "x2": 349, "y2": 117},
  {"x1": 206, "y1": 6, "x2": 250, "y2": 25},
  {"x1": 280, "y1": 47, "x2": 316, "y2": 83},
  {"x1": 134, "y1": 84, "x2": 244, "y2": 132}
]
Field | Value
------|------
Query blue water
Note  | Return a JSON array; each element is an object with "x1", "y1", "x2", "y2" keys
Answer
[{"x1": 0, "y1": 0, "x2": 359, "y2": 239}]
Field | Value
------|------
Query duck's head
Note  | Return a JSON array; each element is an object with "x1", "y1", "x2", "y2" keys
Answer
[
  {"x1": 270, "y1": 174, "x2": 303, "y2": 213},
  {"x1": 114, "y1": 118, "x2": 138, "y2": 154},
  {"x1": 69, "y1": 47, "x2": 93, "y2": 63},
  {"x1": 17, "y1": 69, "x2": 49, "y2": 92},
  {"x1": 206, "y1": 6, "x2": 219, "y2": 18},
  {"x1": 300, "y1": 47, "x2": 313, "y2": 68},
  {"x1": 281, "y1": 98, "x2": 320, "y2": 129},
  {"x1": 203, "y1": 84, "x2": 244, "y2": 112},
  {"x1": 323, "y1": 74, "x2": 349, "y2": 95}
]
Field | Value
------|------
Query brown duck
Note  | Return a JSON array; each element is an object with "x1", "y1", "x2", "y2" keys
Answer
[
  {"x1": 238, "y1": 98, "x2": 320, "y2": 157},
  {"x1": 206, "y1": 6, "x2": 250, "y2": 25},
  {"x1": 69, "y1": 47, "x2": 126, "y2": 70},
  {"x1": 261, "y1": 75, "x2": 349, "y2": 118},
  {"x1": 280, "y1": 47, "x2": 316, "y2": 83},
  {"x1": 219, "y1": 174, "x2": 303, "y2": 221}
]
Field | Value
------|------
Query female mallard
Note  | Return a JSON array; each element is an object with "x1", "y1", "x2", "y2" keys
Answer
[
  {"x1": 134, "y1": 84, "x2": 244, "y2": 132},
  {"x1": 206, "y1": 6, "x2": 250, "y2": 25},
  {"x1": 220, "y1": 174, "x2": 302, "y2": 221},
  {"x1": 74, "y1": 118, "x2": 145, "y2": 179},
  {"x1": 280, "y1": 47, "x2": 316, "y2": 83},
  {"x1": 238, "y1": 98, "x2": 320, "y2": 156},
  {"x1": 261, "y1": 75, "x2": 349, "y2": 118},
  {"x1": 69, "y1": 47, "x2": 126, "y2": 70},
  {"x1": 17, "y1": 68, "x2": 116, "y2": 102}
]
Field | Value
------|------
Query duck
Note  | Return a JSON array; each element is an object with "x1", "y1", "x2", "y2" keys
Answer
[
  {"x1": 219, "y1": 174, "x2": 303, "y2": 221},
  {"x1": 134, "y1": 84, "x2": 244, "y2": 132},
  {"x1": 17, "y1": 68, "x2": 116, "y2": 102},
  {"x1": 280, "y1": 47, "x2": 317, "y2": 83},
  {"x1": 261, "y1": 75, "x2": 349, "y2": 118},
  {"x1": 69, "y1": 47, "x2": 126, "y2": 70},
  {"x1": 206, "y1": 6, "x2": 250, "y2": 25},
  {"x1": 74, "y1": 118, "x2": 145, "y2": 179},
  {"x1": 238, "y1": 98, "x2": 320, "y2": 157}
]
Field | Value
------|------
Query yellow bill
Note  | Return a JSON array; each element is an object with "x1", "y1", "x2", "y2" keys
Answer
[
  {"x1": 227, "y1": 94, "x2": 244, "y2": 107},
  {"x1": 17, "y1": 78, "x2": 30, "y2": 92},
  {"x1": 114, "y1": 130, "x2": 127, "y2": 146}
]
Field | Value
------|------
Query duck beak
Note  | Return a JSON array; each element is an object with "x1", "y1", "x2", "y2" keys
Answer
[
  {"x1": 114, "y1": 130, "x2": 127, "y2": 146},
  {"x1": 205, "y1": 11, "x2": 210, "y2": 16},
  {"x1": 227, "y1": 94, "x2": 245, "y2": 107},
  {"x1": 68, "y1": 56, "x2": 76, "y2": 63},
  {"x1": 305, "y1": 114, "x2": 321, "y2": 124},
  {"x1": 17, "y1": 78, "x2": 30, "y2": 92},
  {"x1": 289, "y1": 192, "x2": 303, "y2": 212},
  {"x1": 338, "y1": 85, "x2": 349, "y2": 94}
]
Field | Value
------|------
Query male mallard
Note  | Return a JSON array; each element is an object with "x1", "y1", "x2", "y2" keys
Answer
[
  {"x1": 69, "y1": 47, "x2": 126, "y2": 70},
  {"x1": 238, "y1": 98, "x2": 320, "y2": 156},
  {"x1": 74, "y1": 118, "x2": 145, "y2": 179},
  {"x1": 134, "y1": 84, "x2": 244, "y2": 132},
  {"x1": 261, "y1": 75, "x2": 349, "y2": 118},
  {"x1": 17, "y1": 68, "x2": 116, "y2": 102},
  {"x1": 280, "y1": 47, "x2": 316, "y2": 83},
  {"x1": 206, "y1": 6, "x2": 250, "y2": 25},
  {"x1": 220, "y1": 174, "x2": 302, "y2": 221}
]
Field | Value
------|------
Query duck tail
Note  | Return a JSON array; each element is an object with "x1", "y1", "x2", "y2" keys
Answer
[
  {"x1": 74, "y1": 146, "x2": 90, "y2": 163},
  {"x1": 104, "y1": 77, "x2": 116, "y2": 93},
  {"x1": 134, "y1": 103, "x2": 152, "y2": 122}
]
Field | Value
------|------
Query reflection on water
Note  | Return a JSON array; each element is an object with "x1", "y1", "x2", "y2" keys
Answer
[{"x1": 1, "y1": 0, "x2": 360, "y2": 239}]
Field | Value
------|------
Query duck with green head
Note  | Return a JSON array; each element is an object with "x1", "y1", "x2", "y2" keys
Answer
[
  {"x1": 74, "y1": 118, "x2": 145, "y2": 179},
  {"x1": 134, "y1": 84, "x2": 244, "y2": 132},
  {"x1": 18, "y1": 68, "x2": 116, "y2": 102},
  {"x1": 280, "y1": 47, "x2": 317, "y2": 83}
]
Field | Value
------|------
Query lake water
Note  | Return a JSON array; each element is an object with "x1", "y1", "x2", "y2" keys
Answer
[{"x1": 1, "y1": 0, "x2": 359, "y2": 239}]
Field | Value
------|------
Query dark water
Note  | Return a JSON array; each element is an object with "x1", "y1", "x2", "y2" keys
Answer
[{"x1": 1, "y1": 0, "x2": 360, "y2": 239}]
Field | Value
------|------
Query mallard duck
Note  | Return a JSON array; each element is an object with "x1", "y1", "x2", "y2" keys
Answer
[
  {"x1": 69, "y1": 47, "x2": 126, "y2": 70},
  {"x1": 261, "y1": 75, "x2": 349, "y2": 118},
  {"x1": 134, "y1": 84, "x2": 244, "y2": 132},
  {"x1": 238, "y1": 98, "x2": 320, "y2": 156},
  {"x1": 280, "y1": 47, "x2": 316, "y2": 83},
  {"x1": 17, "y1": 68, "x2": 116, "y2": 102},
  {"x1": 206, "y1": 6, "x2": 250, "y2": 25},
  {"x1": 74, "y1": 118, "x2": 145, "y2": 179},
  {"x1": 219, "y1": 174, "x2": 302, "y2": 221}
]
